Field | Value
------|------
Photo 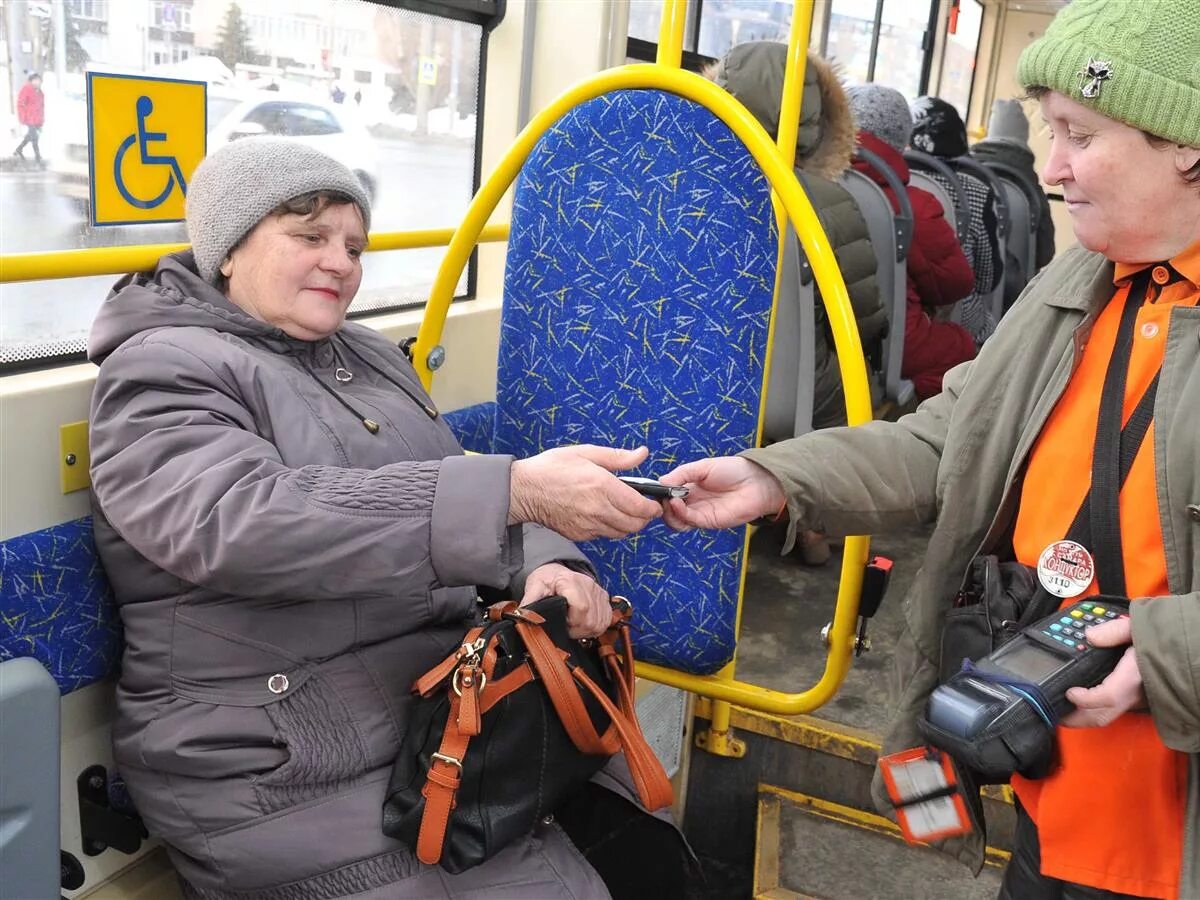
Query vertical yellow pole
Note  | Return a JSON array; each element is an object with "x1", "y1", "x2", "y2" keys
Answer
[
  {"x1": 656, "y1": 0, "x2": 687, "y2": 67},
  {"x1": 702, "y1": 0, "x2": 815, "y2": 758}
]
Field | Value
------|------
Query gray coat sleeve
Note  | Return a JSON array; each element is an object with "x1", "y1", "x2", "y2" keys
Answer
[
  {"x1": 90, "y1": 339, "x2": 527, "y2": 601},
  {"x1": 741, "y1": 358, "x2": 970, "y2": 551},
  {"x1": 1132, "y1": 592, "x2": 1200, "y2": 753}
]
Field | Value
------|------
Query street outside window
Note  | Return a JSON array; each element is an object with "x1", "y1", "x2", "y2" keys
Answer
[{"x1": 1, "y1": 0, "x2": 481, "y2": 369}]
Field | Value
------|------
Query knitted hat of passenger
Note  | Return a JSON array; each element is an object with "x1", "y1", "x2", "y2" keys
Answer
[
  {"x1": 185, "y1": 138, "x2": 372, "y2": 283},
  {"x1": 846, "y1": 84, "x2": 913, "y2": 153},
  {"x1": 986, "y1": 99, "x2": 1030, "y2": 147},
  {"x1": 910, "y1": 96, "x2": 969, "y2": 158},
  {"x1": 1017, "y1": 0, "x2": 1200, "y2": 146}
]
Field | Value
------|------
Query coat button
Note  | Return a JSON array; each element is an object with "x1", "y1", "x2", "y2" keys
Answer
[
  {"x1": 1188, "y1": 504, "x2": 1200, "y2": 523},
  {"x1": 267, "y1": 673, "x2": 290, "y2": 694}
]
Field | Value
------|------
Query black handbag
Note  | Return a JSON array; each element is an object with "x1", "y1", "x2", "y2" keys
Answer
[{"x1": 381, "y1": 595, "x2": 673, "y2": 874}]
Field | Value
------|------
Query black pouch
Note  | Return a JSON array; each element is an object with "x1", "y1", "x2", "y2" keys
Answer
[{"x1": 938, "y1": 555, "x2": 1040, "y2": 684}]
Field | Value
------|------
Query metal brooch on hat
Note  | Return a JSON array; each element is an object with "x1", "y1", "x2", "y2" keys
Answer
[{"x1": 1079, "y1": 58, "x2": 1113, "y2": 100}]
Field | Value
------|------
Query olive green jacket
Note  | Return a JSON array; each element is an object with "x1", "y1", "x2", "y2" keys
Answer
[{"x1": 744, "y1": 246, "x2": 1200, "y2": 889}]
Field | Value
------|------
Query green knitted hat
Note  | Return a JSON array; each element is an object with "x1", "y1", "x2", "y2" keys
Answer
[{"x1": 1017, "y1": 0, "x2": 1200, "y2": 146}]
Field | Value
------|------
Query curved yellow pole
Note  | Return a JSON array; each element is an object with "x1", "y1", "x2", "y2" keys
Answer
[
  {"x1": 655, "y1": 0, "x2": 687, "y2": 68},
  {"x1": 0, "y1": 225, "x2": 511, "y2": 284},
  {"x1": 415, "y1": 64, "x2": 873, "y2": 716},
  {"x1": 706, "y1": 0, "x2": 816, "y2": 749}
]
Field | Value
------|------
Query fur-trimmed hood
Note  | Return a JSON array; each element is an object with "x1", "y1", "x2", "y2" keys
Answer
[{"x1": 707, "y1": 42, "x2": 856, "y2": 179}]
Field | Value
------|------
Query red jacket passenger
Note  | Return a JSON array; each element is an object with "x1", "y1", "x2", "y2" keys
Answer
[
  {"x1": 852, "y1": 130, "x2": 976, "y2": 399},
  {"x1": 17, "y1": 80, "x2": 45, "y2": 127}
]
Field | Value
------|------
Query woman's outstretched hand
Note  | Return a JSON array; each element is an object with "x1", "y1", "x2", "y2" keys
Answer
[
  {"x1": 509, "y1": 445, "x2": 663, "y2": 540},
  {"x1": 659, "y1": 456, "x2": 786, "y2": 532}
]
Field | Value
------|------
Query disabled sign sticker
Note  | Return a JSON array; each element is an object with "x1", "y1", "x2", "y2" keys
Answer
[{"x1": 87, "y1": 72, "x2": 207, "y2": 226}]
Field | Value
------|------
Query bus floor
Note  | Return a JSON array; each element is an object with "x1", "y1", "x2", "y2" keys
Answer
[{"x1": 737, "y1": 521, "x2": 936, "y2": 734}]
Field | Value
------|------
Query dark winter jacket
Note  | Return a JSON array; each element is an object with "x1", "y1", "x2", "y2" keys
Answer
[
  {"x1": 17, "y1": 81, "x2": 44, "y2": 127},
  {"x1": 710, "y1": 43, "x2": 884, "y2": 428},
  {"x1": 852, "y1": 131, "x2": 976, "y2": 399},
  {"x1": 87, "y1": 253, "x2": 614, "y2": 899},
  {"x1": 971, "y1": 137, "x2": 1056, "y2": 271}
]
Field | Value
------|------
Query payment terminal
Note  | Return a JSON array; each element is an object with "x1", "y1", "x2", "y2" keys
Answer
[{"x1": 920, "y1": 598, "x2": 1128, "y2": 781}]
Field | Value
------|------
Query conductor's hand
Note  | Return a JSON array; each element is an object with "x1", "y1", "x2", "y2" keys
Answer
[
  {"x1": 509, "y1": 445, "x2": 662, "y2": 540},
  {"x1": 1062, "y1": 615, "x2": 1146, "y2": 728},
  {"x1": 521, "y1": 563, "x2": 611, "y2": 639},
  {"x1": 659, "y1": 456, "x2": 786, "y2": 532}
]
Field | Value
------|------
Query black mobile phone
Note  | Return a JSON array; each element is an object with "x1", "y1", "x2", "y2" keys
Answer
[{"x1": 617, "y1": 476, "x2": 690, "y2": 500}]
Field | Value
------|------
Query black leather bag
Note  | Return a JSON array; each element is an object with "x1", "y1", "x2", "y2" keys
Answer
[
  {"x1": 381, "y1": 595, "x2": 672, "y2": 874},
  {"x1": 938, "y1": 554, "x2": 1041, "y2": 684}
]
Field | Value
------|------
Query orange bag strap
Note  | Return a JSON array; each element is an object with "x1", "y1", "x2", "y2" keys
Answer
[{"x1": 570, "y1": 665, "x2": 674, "y2": 811}]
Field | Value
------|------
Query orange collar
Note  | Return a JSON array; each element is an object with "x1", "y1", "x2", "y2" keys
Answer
[{"x1": 1114, "y1": 238, "x2": 1200, "y2": 288}]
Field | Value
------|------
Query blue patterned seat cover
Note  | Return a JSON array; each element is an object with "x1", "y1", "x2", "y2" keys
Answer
[
  {"x1": 494, "y1": 90, "x2": 777, "y2": 674},
  {"x1": 0, "y1": 517, "x2": 121, "y2": 693}
]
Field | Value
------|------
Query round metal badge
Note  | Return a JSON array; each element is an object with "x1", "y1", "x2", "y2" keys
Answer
[{"x1": 1036, "y1": 540, "x2": 1095, "y2": 598}]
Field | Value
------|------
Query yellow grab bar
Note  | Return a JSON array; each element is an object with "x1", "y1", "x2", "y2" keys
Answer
[
  {"x1": 0, "y1": 224, "x2": 511, "y2": 284},
  {"x1": 415, "y1": 63, "x2": 873, "y2": 717},
  {"x1": 655, "y1": 0, "x2": 687, "y2": 68}
]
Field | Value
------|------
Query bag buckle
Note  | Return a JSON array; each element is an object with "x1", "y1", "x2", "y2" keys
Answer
[
  {"x1": 452, "y1": 666, "x2": 487, "y2": 697},
  {"x1": 430, "y1": 752, "x2": 462, "y2": 771}
]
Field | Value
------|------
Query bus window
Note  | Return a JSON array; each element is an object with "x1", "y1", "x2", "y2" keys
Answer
[{"x1": 1, "y1": 0, "x2": 489, "y2": 371}]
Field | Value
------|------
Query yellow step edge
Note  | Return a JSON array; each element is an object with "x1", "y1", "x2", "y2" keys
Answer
[
  {"x1": 753, "y1": 784, "x2": 1011, "y2": 900},
  {"x1": 694, "y1": 697, "x2": 1013, "y2": 805}
]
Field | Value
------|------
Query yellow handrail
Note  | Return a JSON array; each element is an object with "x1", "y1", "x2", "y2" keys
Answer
[
  {"x1": 414, "y1": 63, "x2": 873, "y2": 717},
  {"x1": 0, "y1": 224, "x2": 512, "y2": 284},
  {"x1": 655, "y1": 0, "x2": 687, "y2": 67}
]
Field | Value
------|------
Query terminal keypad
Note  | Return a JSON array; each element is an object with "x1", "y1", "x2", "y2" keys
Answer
[{"x1": 1042, "y1": 601, "x2": 1122, "y2": 654}]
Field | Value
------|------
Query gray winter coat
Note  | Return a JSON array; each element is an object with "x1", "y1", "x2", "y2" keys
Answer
[
  {"x1": 711, "y1": 43, "x2": 885, "y2": 429},
  {"x1": 87, "y1": 253, "x2": 612, "y2": 899},
  {"x1": 743, "y1": 247, "x2": 1200, "y2": 891}
]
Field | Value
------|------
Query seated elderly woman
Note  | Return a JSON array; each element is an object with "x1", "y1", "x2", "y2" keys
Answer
[
  {"x1": 87, "y1": 139, "x2": 679, "y2": 899},
  {"x1": 656, "y1": 0, "x2": 1200, "y2": 896}
]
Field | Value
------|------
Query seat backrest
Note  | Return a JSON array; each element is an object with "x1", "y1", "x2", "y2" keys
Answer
[
  {"x1": 493, "y1": 89, "x2": 778, "y2": 675},
  {"x1": 948, "y1": 156, "x2": 1010, "y2": 330},
  {"x1": 909, "y1": 170, "x2": 956, "y2": 237},
  {"x1": 904, "y1": 149, "x2": 969, "y2": 245},
  {"x1": 0, "y1": 657, "x2": 61, "y2": 900},
  {"x1": 982, "y1": 160, "x2": 1040, "y2": 282},
  {"x1": 762, "y1": 222, "x2": 816, "y2": 443},
  {"x1": 842, "y1": 151, "x2": 915, "y2": 408},
  {"x1": 0, "y1": 517, "x2": 121, "y2": 694}
]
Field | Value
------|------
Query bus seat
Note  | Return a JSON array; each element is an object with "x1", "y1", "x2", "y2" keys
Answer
[
  {"x1": 981, "y1": 159, "x2": 1040, "y2": 284},
  {"x1": 841, "y1": 152, "x2": 915, "y2": 408},
  {"x1": 442, "y1": 401, "x2": 498, "y2": 454},
  {"x1": 949, "y1": 155, "x2": 1011, "y2": 330},
  {"x1": 909, "y1": 170, "x2": 957, "y2": 237},
  {"x1": 0, "y1": 516, "x2": 121, "y2": 694},
  {"x1": 490, "y1": 89, "x2": 778, "y2": 675},
  {"x1": 904, "y1": 150, "x2": 969, "y2": 246},
  {"x1": 0, "y1": 656, "x2": 61, "y2": 900},
  {"x1": 762, "y1": 222, "x2": 816, "y2": 443}
]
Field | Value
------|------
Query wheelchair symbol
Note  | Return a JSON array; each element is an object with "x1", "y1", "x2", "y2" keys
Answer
[{"x1": 113, "y1": 96, "x2": 188, "y2": 210}]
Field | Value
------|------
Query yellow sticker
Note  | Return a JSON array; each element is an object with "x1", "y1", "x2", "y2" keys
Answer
[{"x1": 87, "y1": 72, "x2": 207, "y2": 225}]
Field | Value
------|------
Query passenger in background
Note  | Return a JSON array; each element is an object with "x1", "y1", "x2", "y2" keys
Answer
[
  {"x1": 87, "y1": 139, "x2": 677, "y2": 900},
  {"x1": 910, "y1": 96, "x2": 1004, "y2": 345},
  {"x1": 709, "y1": 41, "x2": 884, "y2": 565},
  {"x1": 971, "y1": 98, "x2": 1056, "y2": 271},
  {"x1": 847, "y1": 84, "x2": 976, "y2": 400}
]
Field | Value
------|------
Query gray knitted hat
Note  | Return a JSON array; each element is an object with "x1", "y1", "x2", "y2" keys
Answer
[
  {"x1": 185, "y1": 138, "x2": 372, "y2": 283},
  {"x1": 987, "y1": 99, "x2": 1030, "y2": 146},
  {"x1": 846, "y1": 84, "x2": 913, "y2": 153}
]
